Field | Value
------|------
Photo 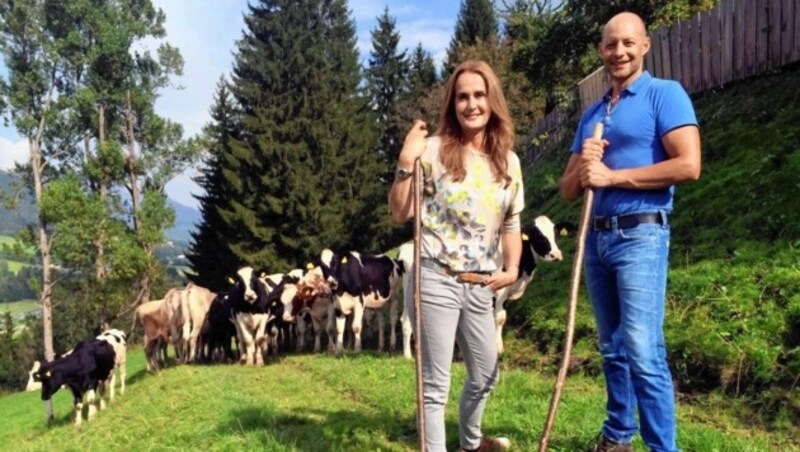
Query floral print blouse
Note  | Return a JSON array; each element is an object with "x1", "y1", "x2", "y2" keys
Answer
[{"x1": 421, "y1": 136, "x2": 524, "y2": 273}]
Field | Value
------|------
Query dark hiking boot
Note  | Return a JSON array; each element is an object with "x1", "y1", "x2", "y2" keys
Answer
[{"x1": 587, "y1": 433, "x2": 633, "y2": 452}]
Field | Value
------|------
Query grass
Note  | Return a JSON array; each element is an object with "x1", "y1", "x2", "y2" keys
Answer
[
  {"x1": 0, "y1": 300, "x2": 39, "y2": 318},
  {"x1": 0, "y1": 347, "x2": 794, "y2": 451}
]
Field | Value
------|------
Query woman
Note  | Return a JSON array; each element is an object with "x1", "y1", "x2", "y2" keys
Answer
[{"x1": 388, "y1": 60, "x2": 523, "y2": 452}]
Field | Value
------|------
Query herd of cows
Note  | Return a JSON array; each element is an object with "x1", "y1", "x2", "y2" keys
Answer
[{"x1": 24, "y1": 215, "x2": 571, "y2": 426}]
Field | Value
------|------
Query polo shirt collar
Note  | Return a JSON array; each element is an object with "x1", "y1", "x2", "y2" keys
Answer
[{"x1": 603, "y1": 71, "x2": 652, "y2": 101}]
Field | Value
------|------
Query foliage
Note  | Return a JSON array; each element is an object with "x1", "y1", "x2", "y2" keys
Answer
[
  {"x1": 444, "y1": 0, "x2": 499, "y2": 76},
  {"x1": 185, "y1": 77, "x2": 243, "y2": 291},
  {"x1": 0, "y1": 261, "x2": 39, "y2": 301},
  {"x1": 221, "y1": 0, "x2": 383, "y2": 270}
]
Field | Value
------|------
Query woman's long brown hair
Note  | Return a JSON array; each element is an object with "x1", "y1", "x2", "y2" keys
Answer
[{"x1": 435, "y1": 60, "x2": 515, "y2": 186}]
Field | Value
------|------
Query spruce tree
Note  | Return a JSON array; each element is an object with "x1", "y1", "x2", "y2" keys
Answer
[
  {"x1": 444, "y1": 0, "x2": 499, "y2": 76},
  {"x1": 223, "y1": 0, "x2": 383, "y2": 270},
  {"x1": 366, "y1": 7, "x2": 408, "y2": 181},
  {"x1": 408, "y1": 43, "x2": 438, "y2": 101},
  {"x1": 186, "y1": 77, "x2": 242, "y2": 290}
]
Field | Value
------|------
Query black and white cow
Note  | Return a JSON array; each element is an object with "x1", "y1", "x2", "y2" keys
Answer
[
  {"x1": 229, "y1": 266, "x2": 273, "y2": 366},
  {"x1": 301, "y1": 249, "x2": 404, "y2": 356},
  {"x1": 289, "y1": 267, "x2": 334, "y2": 353},
  {"x1": 202, "y1": 289, "x2": 239, "y2": 363},
  {"x1": 27, "y1": 338, "x2": 116, "y2": 426},
  {"x1": 95, "y1": 329, "x2": 126, "y2": 401},
  {"x1": 493, "y1": 215, "x2": 572, "y2": 354},
  {"x1": 397, "y1": 215, "x2": 573, "y2": 358}
]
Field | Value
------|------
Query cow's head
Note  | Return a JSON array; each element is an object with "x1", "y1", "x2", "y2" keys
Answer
[
  {"x1": 228, "y1": 266, "x2": 261, "y2": 303},
  {"x1": 32, "y1": 362, "x2": 63, "y2": 401},
  {"x1": 263, "y1": 274, "x2": 300, "y2": 323},
  {"x1": 318, "y1": 249, "x2": 339, "y2": 290},
  {"x1": 294, "y1": 270, "x2": 331, "y2": 316},
  {"x1": 524, "y1": 215, "x2": 575, "y2": 263},
  {"x1": 26, "y1": 361, "x2": 42, "y2": 392}
]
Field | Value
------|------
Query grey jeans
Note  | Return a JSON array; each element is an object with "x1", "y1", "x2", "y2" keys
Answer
[{"x1": 406, "y1": 265, "x2": 500, "y2": 452}]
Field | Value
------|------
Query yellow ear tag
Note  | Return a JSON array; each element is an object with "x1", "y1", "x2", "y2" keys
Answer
[
  {"x1": 522, "y1": 233, "x2": 529, "y2": 241},
  {"x1": 227, "y1": 277, "x2": 235, "y2": 284},
  {"x1": 45, "y1": 370, "x2": 51, "y2": 377},
  {"x1": 341, "y1": 257, "x2": 348, "y2": 264},
  {"x1": 560, "y1": 228, "x2": 568, "y2": 236},
  {"x1": 260, "y1": 272, "x2": 267, "y2": 278},
  {"x1": 306, "y1": 262, "x2": 314, "y2": 270}
]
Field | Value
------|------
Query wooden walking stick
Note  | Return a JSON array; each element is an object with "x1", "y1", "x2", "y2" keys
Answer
[
  {"x1": 413, "y1": 157, "x2": 426, "y2": 450},
  {"x1": 539, "y1": 122, "x2": 604, "y2": 451}
]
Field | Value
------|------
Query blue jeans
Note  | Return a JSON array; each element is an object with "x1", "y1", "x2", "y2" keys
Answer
[{"x1": 584, "y1": 214, "x2": 678, "y2": 452}]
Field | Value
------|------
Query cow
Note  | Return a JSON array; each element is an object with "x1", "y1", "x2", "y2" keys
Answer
[
  {"x1": 95, "y1": 328, "x2": 127, "y2": 401},
  {"x1": 229, "y1": 266, "x2": 277, "y2": 366},
  {"x1": 493, "y1": 215, "x2": 572, "y2": 354},
  {"x1": 290, "y1": 268, "x2": 334, "y2": 353},
  {"x1": 179, "y1": 283, "x2": 215, "y2": 363},
  {"x1": 136, "y1": 296, "x2": 173, "y2": 372},
  {"x1": 201, "y1": 290, "x2": 239, "y2": 363},
  {"x1": 300, "y1": 249, "x2": 404, "y2": 356},
  {"x1": 27, "y1": 338, "x2": 116, "y2": 426},
  {"x1": 397, "y1": 215, "x2": 573, "y2": 358},
  {"x1": 165, "y1": 288, "x2": 188, "y2": 363}
]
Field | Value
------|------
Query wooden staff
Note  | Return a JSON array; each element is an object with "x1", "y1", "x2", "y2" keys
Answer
[
  {"x1": 539, "y1": 122, "x2": 604, "y2": 451},
  {"x1": 413, "y1": 157, "x2": 426, "y2": 450}
]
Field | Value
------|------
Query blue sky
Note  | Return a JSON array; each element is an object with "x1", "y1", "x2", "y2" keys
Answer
[{"x1": 0, "y1": 0, "x2": 463, "y2": 208}]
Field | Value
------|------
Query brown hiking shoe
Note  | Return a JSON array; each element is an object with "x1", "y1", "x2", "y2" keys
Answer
[
  {"x1": 587, "y1": 433, "x2": 633, "y2": 452},
  {"x1": 456, "y1": 436, "x2": 511, "y2": 452}
]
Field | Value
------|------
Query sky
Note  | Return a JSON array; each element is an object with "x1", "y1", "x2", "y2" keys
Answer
[{"x1": 0, "y1": 0, "x2": 463, "y2": 208}]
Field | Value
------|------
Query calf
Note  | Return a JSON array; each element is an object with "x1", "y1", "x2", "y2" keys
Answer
[
  {"x1": 493, "y1": 215, "x2": 572, "y2": 354},
  {"x1": 202, "y1": 290, "x2": 239, "y2": 363},
  {"x1": 96, "y1": 328, "x2": 127, "y2": 401},
  {"x1": 180, "y1": 284, "x2": 215, "y2": 362},
  {"x1": 136, "y1": 296, "x2": 172, "y2": 372},
  {"x1": 291, "y1": 269, "x2": 334, "y2": 353},
  {"x1": 229, "y1": 266, "x2": 274, "y2": 365},
  {"x1": 301, "y1": 249, "x2": 403, "y2": 356},
  {"x1": 28, "y1": 338, "x2": 116, "y2": 426}
]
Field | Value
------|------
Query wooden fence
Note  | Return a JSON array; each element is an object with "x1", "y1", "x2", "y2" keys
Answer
[{"x1": 524, "y1": 0, "x2": 800, "y2": 164}]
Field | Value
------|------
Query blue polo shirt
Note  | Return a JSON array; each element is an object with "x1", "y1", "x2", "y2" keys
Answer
[{"x1": 570, "y1": 71, "x2": 698, "y2": 217}]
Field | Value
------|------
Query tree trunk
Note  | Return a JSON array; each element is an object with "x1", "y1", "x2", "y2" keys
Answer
[
  {"x1": 126, "y1": 90, "x2": 140, "y2": 232},
  {"x1": 29, "y1": 81, "x2": 55, "y2": 421},
  {"x1": 95, "y1": 104, "x2": 107, "y2": 280}
]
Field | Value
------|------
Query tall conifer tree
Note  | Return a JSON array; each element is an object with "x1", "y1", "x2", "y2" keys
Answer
[
  {"x1": 366, "y1": 7, "x2": 408, "y2": 181},
  {"x1": 444, "y1": 0, "x2": 498, "y2": 75},
  {"x1": 186, "y1": 77, "x2": 242, "y2": 290},
  {"x1": 408, "y1": 43, "x2": 438, "y2": 101},
  {"x1": 224, "y1": 0, "x2": 382, "y2": 270}
]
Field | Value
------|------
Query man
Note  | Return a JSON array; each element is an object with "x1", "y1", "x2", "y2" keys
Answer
[{"x1": 559, "y1": 12, "x2": 701, "y2": 452}]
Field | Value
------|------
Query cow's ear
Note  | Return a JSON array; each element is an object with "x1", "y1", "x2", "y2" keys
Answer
[
  {"x1": 555, "y1": 221, "x2": 576, "y2": 237},
  {"x1": 306, "y1": 262, "x2": 314, "y2": 270},
  {"x1": 260, "y1": 272, "x2": 267, "y2": 279},
  {"x1": 521, "y1": 233, "x2": 529, "y2": 242}
]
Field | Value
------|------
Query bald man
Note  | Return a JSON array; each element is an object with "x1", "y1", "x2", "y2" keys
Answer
[{"x1": 559, "y1": 12, "x2": 701, "y2": 452}]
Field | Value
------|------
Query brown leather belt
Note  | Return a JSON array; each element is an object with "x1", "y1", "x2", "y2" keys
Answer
[{"x1": 420, "y1": 258, "x2": 489, "y2": 285}]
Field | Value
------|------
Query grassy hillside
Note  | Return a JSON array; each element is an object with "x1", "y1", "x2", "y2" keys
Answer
[
  {"x1": 0, "y1": 348, "x2": 793, "y2": 451},
  {"x1": 513, "y1": 64, "x2": 800, "y2": 428}
]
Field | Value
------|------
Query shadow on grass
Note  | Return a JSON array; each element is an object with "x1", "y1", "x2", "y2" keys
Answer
[{"x1": 218, "y1": 406, "x2": 466, "y2": 451}]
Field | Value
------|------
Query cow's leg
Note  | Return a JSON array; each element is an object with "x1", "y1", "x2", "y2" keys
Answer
[
  {"x1": 334, "y1": 312, "x2": 347, "y2": 356},
  {"x1": 352, "y1": 301, "x2": 364, "y2": 353},
  {"x1": 312, "y1": 315, "x2": 322, "y2": 353},
  {"x1": 97, "y1": 381, "x2": 107, "y2": 410},
  {"x1": 375, "y1": 309, "x2": 385, "y2": 352},
  {"x1": 401, "y1": 305, "x2": 413, "y2": 360},
  {"x1": 86, "y1": 389, "x2": 97, "y2": 420},
  {"x1": 389, "y1": 296, "x2": 398, "y2": 353},
  {"x1": 72, "y1": 391, "x2": 83, "y2": 427},
  {"x1": 255, "y1": 317, "x2": 269, "y2": 365},
  {"x1": 496, "y1": 307, "x2": 507, "y2": 355},
  {"x1": 119, "y1": 362, "x2": 126, "y2": 396},
  {"x1": 107, "y1": 370, "x2": 115, "y2": 403},
  {"x1": 240, "y1": 329, "x2": 256, "y2": 366},
  {"x1": 296, "y1": 317, "x2": 306, "y2": 353}
]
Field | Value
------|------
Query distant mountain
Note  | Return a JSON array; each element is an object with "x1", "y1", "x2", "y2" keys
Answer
[{"x1": 0, "y1": 170, "x2": 201, "y2": 247}]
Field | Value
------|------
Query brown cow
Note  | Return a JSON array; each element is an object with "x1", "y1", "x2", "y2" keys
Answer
[
  {"x1": 181, "y1": 283, "x2": 215, "y2": 362},
  {"x1": 136, "y1": 295, "x2": 173, "y2": 372}
]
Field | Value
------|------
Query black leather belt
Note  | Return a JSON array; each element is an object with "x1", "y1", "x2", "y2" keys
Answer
[{"x1": 592, "y1": 213, "x2": 665, "y2": 231}]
